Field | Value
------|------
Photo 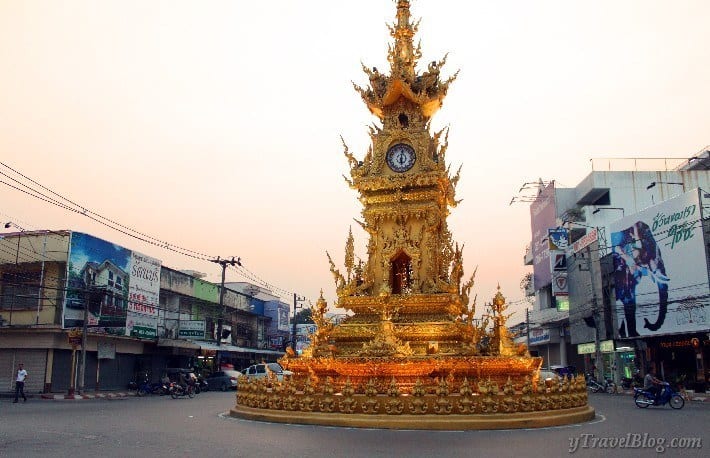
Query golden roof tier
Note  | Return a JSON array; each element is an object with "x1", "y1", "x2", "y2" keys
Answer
[{"x1": 353, "y1": 0, "x2": 459, "y2": 120}]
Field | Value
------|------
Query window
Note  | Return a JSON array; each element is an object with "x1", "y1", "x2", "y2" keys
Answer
[
  {"x1": 256, "y1": 365, "x2": 266, "y2": 374},
  {"x1": 0, "y1": 271, "x2": 41, "y2": 310},
  {"x1": 108, "y1": 271, "x2": 114, "y2": 288}
]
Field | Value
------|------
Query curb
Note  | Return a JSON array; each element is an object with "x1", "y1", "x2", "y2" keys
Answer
[{"x1": 39, "y1": 392, "x2": 135, "y2": 400}]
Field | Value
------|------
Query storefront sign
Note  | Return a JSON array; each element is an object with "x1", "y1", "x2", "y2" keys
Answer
[
  {"x1": 67, "y1": 329, "x2": 82, "y2": 348},
  {"x1": 577, "y1": 340, "x2": 615, "y2": 354},
  {"x1": 97, "y1": 340, "x2": 116, "y2": 359},
  {"x1": 529, "y1": 328, "x2": 551, "y2": 346},
  {"x1": 178, "y1": 320, "x2": 206, "y2": 339},
  {"x1": 572, "y1": 228, "x2": 598, "y2": 253}
]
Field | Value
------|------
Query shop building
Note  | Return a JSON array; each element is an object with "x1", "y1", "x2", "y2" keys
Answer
[
  {"x1": 522, "y1": 157, "x2": 710, "y2": 389},
  {"x1": 0, "y1": 229, "x2": 282, "y2": 394}
]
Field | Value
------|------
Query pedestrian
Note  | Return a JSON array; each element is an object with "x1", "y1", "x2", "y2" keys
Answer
[{"x1": 14, "y1": 362, "x2": 28, "y2": 403}]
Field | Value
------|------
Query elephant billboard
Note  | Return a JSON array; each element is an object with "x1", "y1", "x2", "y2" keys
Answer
[{"x1": 611, "y1": 189, "x2": 709, "y2": 338}]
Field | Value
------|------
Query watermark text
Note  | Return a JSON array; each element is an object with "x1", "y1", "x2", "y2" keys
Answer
[{"x1": 569, "y1": 433, "x2": 702, "y2": 454}]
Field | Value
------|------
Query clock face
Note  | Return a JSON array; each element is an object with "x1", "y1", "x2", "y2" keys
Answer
[{"x1": 386, "y1": 143, "x2": 416, "y2": 173}]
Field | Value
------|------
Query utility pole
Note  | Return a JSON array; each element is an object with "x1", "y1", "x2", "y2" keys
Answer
[
  {"x1": 587, "y1": 245, "x2": 603, "y2": 382},
  {"x1": 78, "y1": 280, "x2": 92, "y2": 395},
  {"x1": 211, "y1": 256, "x2": 241, "y2": 371},
  {"x1": 291, "y1": 293, "x2": 306, "y2": 353},
  {"x1": 525, "y1": 308, "x2": 531, "y2": 349}
]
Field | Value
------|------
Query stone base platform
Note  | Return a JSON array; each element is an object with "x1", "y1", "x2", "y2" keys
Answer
[{"x1": 230, "y1": 404, "x2": 596, "y2": 430}]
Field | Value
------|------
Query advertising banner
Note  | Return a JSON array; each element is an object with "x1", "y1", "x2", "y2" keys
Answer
[
  {"x1": 63, "y1": 232, "x2": 162, "y2": 339},
  {"x1": 63, "y1": 232, "x2": 131, "y2": 334},
  {"x1": 126, "y1": 251, "x2": 161, "y2": 338},
  {"x1": 530, "y1": 183, "x2": 557, "y2": 289},
  {"x1": 611, "y1": 189, "x2": 709, "y2": 338},
  {"x1": 278, "y1": 303, "x2": 290, "y2": 332}
]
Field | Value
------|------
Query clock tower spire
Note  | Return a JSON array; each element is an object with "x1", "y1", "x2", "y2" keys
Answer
[{"x1": 332, "y1": 0, "x2": 469, "y2": 356}]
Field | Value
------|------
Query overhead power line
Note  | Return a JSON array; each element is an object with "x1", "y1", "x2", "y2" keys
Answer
[{"x1": 0, "y1": 162, "x2": 303, "y2": 300}]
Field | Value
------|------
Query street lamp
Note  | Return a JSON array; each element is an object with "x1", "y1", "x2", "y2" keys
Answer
[
  {"x1": 592, "y1": 207, "x2": 625, "y2": 217},
  {"x1": 3, "y1": 221, "x2": 25, "y2": 265},
  {"x1": 646, "y1": 181, "x2": 685, "y2": 190}
]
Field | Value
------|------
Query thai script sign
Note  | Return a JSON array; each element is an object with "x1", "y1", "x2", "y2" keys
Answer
[
  {"x1": 179, "y1": 320, "x2": 206, "y2": 339},
  {"x1": 611, "y1": 189, "x2": 709, "y2": 338}
]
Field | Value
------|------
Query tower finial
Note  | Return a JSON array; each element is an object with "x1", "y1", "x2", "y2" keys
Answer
[{"x1": 388, "y1": 0, "x2": 419, "y2": 80}]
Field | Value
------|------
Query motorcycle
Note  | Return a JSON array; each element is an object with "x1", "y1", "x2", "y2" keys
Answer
[
  {"x1": 151, "y1": 381, "x2": 170, "y2": 396},
  {"x1": 586, "y1": 373, "x2": 616, "y2": 394},
  {"x1": 128, "y1": 377, "x2": 154, "y2": 397},
  {"x1": 193, "y1": 377, "x2": 209, "y2": 394},
  {"x1": 634, "y1": 382, "x2": 684, "y2": 409},
  {"x1": 169, "y1": 382, "x2": 195, "y2": 399}
]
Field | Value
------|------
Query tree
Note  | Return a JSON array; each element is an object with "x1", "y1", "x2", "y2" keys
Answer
[{"x1": 294, "y1": 308, "x2": 314, "y2": 324}]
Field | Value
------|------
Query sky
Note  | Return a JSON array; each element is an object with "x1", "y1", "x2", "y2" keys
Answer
[{"x1": 1, "y1": 0, "x2": 708, "y2": 323}]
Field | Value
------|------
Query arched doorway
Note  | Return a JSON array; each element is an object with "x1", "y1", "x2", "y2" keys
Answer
[{"x1": 390, "y1": 251, "x2": 412, "y2": 294}]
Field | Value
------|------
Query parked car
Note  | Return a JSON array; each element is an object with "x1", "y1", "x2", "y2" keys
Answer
[
  {"x1": 550, "y1": 365, "x2": 576, "y2": 379},
  {"x1": 243, "y1": 362, "x2": 293, "y2": 382},
  {"x1": 205, "y1": 370, "x2": 241, "y2": 391}
]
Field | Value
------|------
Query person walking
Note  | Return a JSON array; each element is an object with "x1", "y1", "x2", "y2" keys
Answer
[{"x1": 13, "y1": 362, "x2": 28, "y2": 403}]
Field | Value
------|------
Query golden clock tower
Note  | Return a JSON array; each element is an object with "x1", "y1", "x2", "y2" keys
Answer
[
  {"x1": 233, "y1": 1, "x2": 593, "y2": 429},
  {"x1": 325, "y1": 0, "x2": 477, "y2": 357}
]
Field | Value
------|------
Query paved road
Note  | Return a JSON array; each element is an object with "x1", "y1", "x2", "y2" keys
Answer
[{"x1": 0, "y1": 392, "x2": 707, "y2": 457}]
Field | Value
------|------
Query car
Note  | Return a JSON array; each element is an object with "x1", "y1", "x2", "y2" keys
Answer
[
  {"x1": 539, "y1": 369, "x2": 557, "y2": 381},
  {"x1": 550, "y1": 365, "x2": 576, "y2": 379},
  {"x1": 204, "y1": 369, "x2": 242, "y2": 391},
  {"x1": 243, "y1": 362, "x2": 293, "y2": 382}
]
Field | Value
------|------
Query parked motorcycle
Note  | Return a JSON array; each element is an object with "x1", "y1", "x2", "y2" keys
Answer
[
  {"x1": 634, "y1": 382, "x2": 684, "y2": 409},
  {"x1": 150, "y1": 381, "x2": 170, "y2": 396},
  {"x1": 586, "y1": 373, "x2": 616, "y2": 394},
  {"x1": 128, "y1": 377, "x2": 154, "y2": 397},
  {"x1": 169, "y1": 382, "x2": 195, "y2": 399},
  {"x1": 193, "y1": 377, "x2": 209, "y2": 394}
]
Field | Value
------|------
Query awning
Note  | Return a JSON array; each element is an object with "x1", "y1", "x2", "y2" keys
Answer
[
  {"x1": 157, "y1": 338, "x2": 200, "y2": 350},
  {"x1": 192, "y1": 341, "x2": 284, "y2": 356}
]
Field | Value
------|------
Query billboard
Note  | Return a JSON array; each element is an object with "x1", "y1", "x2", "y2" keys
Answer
[
  {"x1": 530, "y1": 182, "x2": 557, "y2": 289},
  {"x1": 611, "y1": 190, "x2": 709, "y2": 338},
  {"x1": 63, "y1": 232, "x2": 161, "y2": 338},
  {"x1": 126, "y1": 251, "x2": 161, "y2": 338}
]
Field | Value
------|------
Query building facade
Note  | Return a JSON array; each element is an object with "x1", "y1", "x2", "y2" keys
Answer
[
  {"x1": 0, "y1": 229, "x2": 283, "y2": 394},
  {"x1": 523, "y1": 160, "x2": 710, "y2": 391}
]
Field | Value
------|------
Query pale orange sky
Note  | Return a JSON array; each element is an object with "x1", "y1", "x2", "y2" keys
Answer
[{"x1": 1, "y1": 1, "x2": 708, "y2": 322}]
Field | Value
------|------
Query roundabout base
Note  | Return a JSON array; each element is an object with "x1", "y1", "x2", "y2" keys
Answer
[{"x1": 229, "y1": 405, "x2": 596, "y2": 430}]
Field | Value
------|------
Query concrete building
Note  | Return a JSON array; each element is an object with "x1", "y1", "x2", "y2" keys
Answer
[
  {"x1": 523, "y1": 156, "x2": 710, "y2": 391},
  {"x1": 0, "y1": 229, "x2": 282, "y2": 394}
]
